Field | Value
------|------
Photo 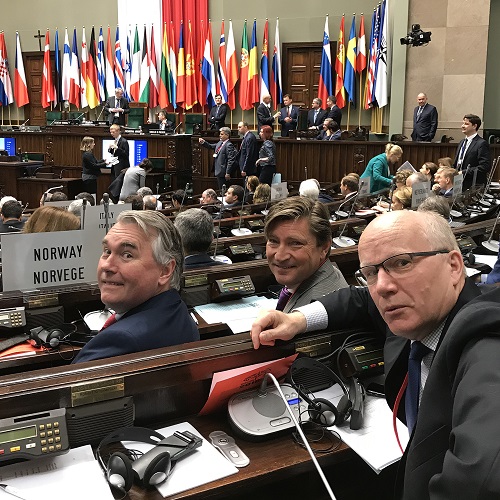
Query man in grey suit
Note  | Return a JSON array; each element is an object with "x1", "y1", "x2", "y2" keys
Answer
[
  {"x1": 411, "y1": 93, "x2": 438, "y2": 142},
  {"x1": 104, "y1": 88, "x2": 130, "y2": 126},
  {"x1": 199, "y1": 127, "x2": 237, "y2": 189},
  {"x1": 264, "y1": 197, "x2": 348, "y2": 313}
]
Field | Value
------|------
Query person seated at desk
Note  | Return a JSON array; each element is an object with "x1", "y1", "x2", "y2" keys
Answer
[
  {"x1": 75, "y1": 191, "x2": 96, "y2": 206},
  {"x1": 123, "y1": 194, "x2": 144, "y2": 210},
  {"x1": 325, "y1": 120, "x2": 341, "y2": 141},
  {"x1": 419, "y1": 161, "x2": 438, "y2": 187},
  {"x1": 417, "y1": 195, "x2": 451, "y2": 220},
  {"x1": 316, "y1": 118, "x2": 333, "y2": 140},
  {"x1": 174, "y1": 208, "x2": 224, "y2": 270},
  {"x1": 245, "y1": 175, "x2": 260, "y2": 204},
  {"x1": 251, "y1": 210, "x2": 500, "y2": 500},
  {"x1": 432, "y1": 167, "x2": 457, "y2": 197},
  {"x1": 253, "y1": 183, "x2": 270, "y2": 204},
  {"x1": 264, "y1": 197, "x2": 348, "y2": 313},
  {"x1": 137, "y1": 186, "x2": 162, "y2": 210},
  {"x1": 340, "y1": 175, "x2": 358, "y2": 199},
  {"x1": 223, "y1": 184, "x2": 244, "y2": 209},
  {"x1": 406, "y1": 172, "x2": 429, "y2": 188},
  {"x1": 361, "y1": 143, "x2": 402, "y2": 193},
  {"x1": 23, "y1": 206, "x2": 80, "y2": 232},
  {"x1": 143, "y1": 195, "x2": 159, "y2": 210},
  {"x1": 0, "y1": 200, "x2": 26, "y2": 232},
  {"x1": 171, "y1": 189, "x2": 186, "y2": 213},
  {"x1": 157, "y1": 110, "x2": 174, "y2": 131},
  {"x1": 391, "y1": 186, "x2": 412, "y2": 210},
  {"x1": 299, "y1": 179, "x2": 320, "y2": 201},
  {"x1": 73, "y1": 210, "x2": 199, "y2": 363}
]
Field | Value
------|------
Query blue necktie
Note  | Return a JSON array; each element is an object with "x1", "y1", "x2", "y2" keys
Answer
[
  {"x1": 405, "y1": 341, "x2": 431, "y2": 435},
  {"x1": 276, "y1": 287, "x2": 292, "y2": 311}
]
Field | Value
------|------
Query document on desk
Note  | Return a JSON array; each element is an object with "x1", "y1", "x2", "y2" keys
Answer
[
  {"x1": 126, "y1": 422, "x2": 238, "y2": 498},
  {"x1": 0, "y1": 445, "x2": 113, "y2": 500},
  {"x1": 316, "y1": 386, "x2": 409, "y2": 473},
  {"x1": 194, "y1": 295, "x2": 278, "y2": 333}
]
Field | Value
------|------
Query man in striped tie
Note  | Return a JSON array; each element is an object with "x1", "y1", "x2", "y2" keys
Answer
[
  {"x1": 73, "y1": 210, "x2": 199, "y2": 363},
  {"x1": 251, "y1": 209, "x2": 500, "y2": 499}
]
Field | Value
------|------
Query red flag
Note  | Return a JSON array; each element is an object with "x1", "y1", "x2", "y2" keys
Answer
[
  {"x1": 149, "y1": 25, "x2": 159, "y2": 109},
  {"x1": 41, "y1": 30, "x2": 55, "y2": 108},
  {"x1": 357, "y1": 14, "x2": 367, "y2": 73},
  {"x1": 86, "y1": 27, "x2": 100, "y2": 109},
  {"x1": 184, "y1": 20, "x2": 198, "y2": 110},
  {"x1": 334, "y1": 15, "x2": 346, "y2": 108},
  {"x1": 226, "y1": 20, "x2": 238, "y2": 110},
  {"x1": 217, "y1": 20, "x2": 228, "y2": 102}
]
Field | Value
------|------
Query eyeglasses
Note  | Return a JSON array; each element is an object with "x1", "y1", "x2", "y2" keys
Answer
[{"x1": 355, "y1": 250, "x2": 450, "y2": 286}]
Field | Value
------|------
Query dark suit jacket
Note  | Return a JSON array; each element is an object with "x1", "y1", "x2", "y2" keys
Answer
[
  {"x1": 82, "y1": 151, "x2": 106, "y2": 177},
  {"x1": 307, "y1": 108, "x2": 327, "y2": 129},
  {"x1": 318, "y1": 279, "x2": 484, "y2": 499},
  {"x1": 282, "y1": 260, "x2": 348, "y2": 313},
  {"x1": 411, "y1": 104, "x2": 438, "y2": 142},
  {"x1": 453, "y1": 135, "x2": 491, "y2": 188},
  {"x1": 238, "y1": 132, "x2": 259, "y2": 175},
  {"x1": 108, "y1": 136, "x2": 130, "y2": 179},
  {"x1": 72, "y1": 290, "x2": 199, "y2": 363},
  {"x1": 103, "y1": 96, "x2": 130, "y2": 126},
  {"x1": 201, "y1": 139, "x2": 237, "y2": 179},
  {"x1": 257, "y1": 103, "x2": 275, "y2": 130},
  {"x1": 278, "y1": 105, "x2": 299, "y2": 137},
  {"x1": 207, "y1": 104, "x2": 228, "y2": 130},
  {"x1": 326, "y1": 105, "x2": 342, "y2": 127},
  {"x1": 184, "y1": 253, "x2": 224, "y2": 270}
]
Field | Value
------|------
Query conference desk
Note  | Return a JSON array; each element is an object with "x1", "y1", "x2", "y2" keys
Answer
[
  {"x1": 17, "y1": 176, "x2": 84, "y2": 207},
  {"x1": 0, "y1": 159, "x2": 44, "y2": 197}
]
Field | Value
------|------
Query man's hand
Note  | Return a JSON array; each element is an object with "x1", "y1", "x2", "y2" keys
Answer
[
  {"x1": 198, "y1": 137, "x2": 206, "y2": 144},
  {"x1": 225, "y1": 173, "x2": 231, "y2": 180},
  {"x1": 250, "y1": 310, "x2": 307, "y2": 349},
  {"x1": 241, "y1": 171, "x2": 246, "y2": 177}
]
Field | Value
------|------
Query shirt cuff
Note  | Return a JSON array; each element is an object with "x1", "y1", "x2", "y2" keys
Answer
[{"x1": 293, "y1": 301, "x2": 329, "y2": 332}]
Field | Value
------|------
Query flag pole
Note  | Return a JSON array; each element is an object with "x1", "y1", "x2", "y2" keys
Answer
[
  {"x1": 358, "y1": 72, "x2": 363, "y2": 127},
  {"x1": 347, "y1": 102, "x2": 350, "y2": 131}
]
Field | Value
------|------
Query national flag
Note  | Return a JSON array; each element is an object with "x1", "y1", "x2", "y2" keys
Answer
[
  {"x1": 86, "y1": 27, "x2": 100, "y2": 108},
  {"x1": 201, "y1": 20, "x2": 216, "y2": 108},
  {"x1": 69, "y1": 28, "x2": 80, "y2": 108},
  {"x1": 226, "y1": 20, "x2": 238, "y2": 110},
  {"x1": 248, "y1": 20, "x2": 259, "y2": 106},
  {"x1": 105, "y1": 26, "x2": 115, "y2": 99},
  {"x1": 168, "y1": 22, "x2": 177, "y2": 107},
  {"x1": 80, "y1": 27, "x2": 88, "y2": 108},
  {"x1": 344, "y1": 15, "x2": 357, "y2": 105},
  {"x1": 260, "y1": 20, "x2": 270, "y2": 102},
  {"x1": 197, "y1": 21, "x2": 206, "y2": 109},
  {"x1": 149, "y1": 25, "x2": 159, "y2": 109},
  {"x1": 318, "y1": 15, "x2": 333, "y2": 105},
  {"x1": 139, "y1": 25, "x2": 150, "y2": 104},
  {"x1": 42, "y1": 30, "x2": 56, "y2": 108},
  {"x1": 130, "y1": 25, "x2": 141, "y2": 101},
  {"x1": 53, "y1": 29, "x2": 61, "y2": 105},
  {"x1": 271, "y1": 18, "x2": 282, "y2": 107},
  {"x1": 374, "y1": 0, "x2": 389, "y2": 108},
  {"x1": 364, "y1": 7, "x2": 380, "y2": 109},
  {"x1": 217, "y1": 20, "x2": 228, "y2": 102},
  {"x1": 185, "y1": 21, "x2": 198, "y2": 110},
  {"x1": 124, "y1": 29, "x2": 132, "y2": 101},
  {"x1": 176, "y1": 22, "x2": 186, "y2": 107},
  {"x1": 334, "y1": 15, "x2": 346, "y2": 108},
  {"x1": 0, "y1": 33, "x2": 14, "y2": 107},
  {"x1": 158, "y1": 22, "x2": 171, "y2": 108},
  {"x1": 357, "y1": 14, "x2": 367, "y2": 73},
  {"x1": 14, "y1": 32, "x2": 29, "y2": 107},
  {"x1": 96, "y1": 27, "x2": 106, "y2": 103},
  {"x1": 61, "y1": 29, "x2": 71, "y2": 102},
  {"x1": 239, "y1": 20, "x2": 250, "y2": 110},
  {"x1": 114, "y1": 26, "x2": 125, "y2": 94}
]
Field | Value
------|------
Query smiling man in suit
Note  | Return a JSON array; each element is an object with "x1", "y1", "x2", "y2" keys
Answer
[
  {"x1": 307, "y1": 97, "x2": 327, "y2": 130},
  {"x1": 277, "y1": 94, "x2": 299, "y2": 137},
  {"x1": 237, "y1": 121, "x2": 259, "y2": 178},
  {"x1": 452, "y1": 114, "x2": 490, "y2": 189},
  {"x1": 411, "y1": 93, "x2": 438, "y2": 142},
  {"x1": 199, "y1": 127, "x2": 237, "y2": 189}
]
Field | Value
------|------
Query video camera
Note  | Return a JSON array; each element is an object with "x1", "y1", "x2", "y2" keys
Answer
[{"x1": 400, "y1": 24, "x2": 431, "y2": 47}]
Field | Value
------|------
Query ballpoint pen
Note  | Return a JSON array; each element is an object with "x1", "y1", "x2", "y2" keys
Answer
[{"x1": 0, "y1": 484, "x2": 29, "y2": 500}]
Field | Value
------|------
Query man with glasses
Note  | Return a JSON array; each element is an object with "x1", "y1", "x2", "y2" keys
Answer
[{"x1": 251, "y1": 210, "x2": 500, "y2": 499}]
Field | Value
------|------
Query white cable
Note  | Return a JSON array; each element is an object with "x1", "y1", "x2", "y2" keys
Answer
[{"x1": 265, "y1": 373, "x2": 336, "y2": 500}]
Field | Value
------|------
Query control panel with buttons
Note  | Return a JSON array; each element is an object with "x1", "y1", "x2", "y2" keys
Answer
[{"x1": 0, "y1": 307, "x2": 26, "y2": 328}]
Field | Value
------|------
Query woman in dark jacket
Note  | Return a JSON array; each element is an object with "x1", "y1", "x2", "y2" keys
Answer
[
  {"x1": 256, "y1": 125, "x2": 276, "y2": 185},
  {"x1": 80, "y1": 136, "x2": 107, "y2": 195}
]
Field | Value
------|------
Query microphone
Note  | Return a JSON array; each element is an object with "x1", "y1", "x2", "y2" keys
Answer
[
  {"x1": 59, "y1": 169, "x2": 69, "y2": 179},
  {"x1": 261, "y1": 173, "x2": 276, "y2": 216},
  {"x1": 231, "y1": 182, "x2": 252, "y2": 236},
  {"x1": 449, "y1": 165, "x2": 470, "y2": 219},
  {"x1": 96, "y1": 106, "x2": 105, "y2": 122},
  {"x1": 479, "y1": 156, "x2": 499, "y2": 204},
  {"x1": 332, "y1": 180, "x2": 365, "y2": 248},
  {"x1": 102, "y1": 193, "x2": 110, "y2": 234},
  {"x1": 156, "y1": 183, "x2": 160, "y2": 195},
  {"x1": 20, "y1": 118, "x2": 29, "y2": 126},
  {"x1": 179, "y1": 183, "x2": 190, "y2": 211},
  {"x1": 30, "y1": 165, "x2": 48, "y2": 178},
  {"x1": 481, "y1": 208, "x2": 500, "y2": 253},
  {"x1": 304, "y1": 166, "x2": 308, "y2": 180},
  {"x1": 81, "y1": 198, "x2": 87, "y2": 230},
  {"x1": 334, "y1": 193, "x2": 357, "y2": 219},
  {"x1": 220, "y1": 184, "x2": 226, "y2": 205},
  {"x1": 41, "y1": 185, "x2": 64, "y2": 205},
  {"x1": 21, "y1": 202, "x2": 28, "y2": 215},
  {"x1": 173, "y1": 122, "x2": 182, "y2": 134}
]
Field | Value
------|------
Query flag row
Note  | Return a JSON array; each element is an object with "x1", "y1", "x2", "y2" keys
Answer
[{"x1": 0, "y1": 8, "x2": 388, "y2": 113}]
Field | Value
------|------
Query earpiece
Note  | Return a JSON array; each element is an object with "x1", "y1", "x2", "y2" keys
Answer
[
  {"x1": 107, "y1": 451, "x2": 134, "y2": 492},
  {"x1": 28, "y1": 323, "x2": 77, "y2": 348}
]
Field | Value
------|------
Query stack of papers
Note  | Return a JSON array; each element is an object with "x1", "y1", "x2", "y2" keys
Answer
[{"x1": 194, "y1": 295, "x2": 277, "y2": 333}]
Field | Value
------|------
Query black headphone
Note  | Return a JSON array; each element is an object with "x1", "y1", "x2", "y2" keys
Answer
[
  {"x1": 97, "y1": 427, "x2": 170, "y2": 494},
  {"x1": 28, "y1": 323, "x2": 76, "y2": 348},
  {"x1": 287, "y1": 357, "x2": 353, "y2": 428}
]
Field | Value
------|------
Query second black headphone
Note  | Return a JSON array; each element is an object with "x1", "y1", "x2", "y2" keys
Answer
[
  {"x1": 287, "y1": 356, "x2": 353, "y2": 428},
  {"x1": 28, "y1": 323, "x2": 77, "y2": 348},
  {"x1": 97, "y1": 427, "x2": 170, "y2": 494}
]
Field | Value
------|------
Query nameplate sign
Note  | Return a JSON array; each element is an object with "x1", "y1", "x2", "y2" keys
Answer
[
  {"x1": 45, "y1": 200, "x2": 73, "y2": 210},
  {"x1": 82, "y1": 203, "x2": 131, "y2": 233},
  {"x1": 411, "y1": 182, "x2": 430, "y2": 209},
  {"x1": 271, "y1": 182, "x2": 289, "y2": 201},
  {"x1": 358, "y1": 177, "x2": 371, "y2": 196},
  {"x1": 453, "y1": 172, "x2": 464, "y2": 197},
  {"x1": 1, "y1": 230, "x2": 100, "y2": 291}
]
